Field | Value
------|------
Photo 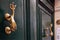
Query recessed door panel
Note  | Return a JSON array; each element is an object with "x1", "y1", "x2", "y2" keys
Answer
[{"x1": 41, "y1": 9, "x2": 51, "y2": 40}]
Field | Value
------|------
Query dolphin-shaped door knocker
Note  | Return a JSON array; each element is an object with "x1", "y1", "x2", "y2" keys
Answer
[{"x1": 5, "y1": 2, "x2": 17, "y2": 34}]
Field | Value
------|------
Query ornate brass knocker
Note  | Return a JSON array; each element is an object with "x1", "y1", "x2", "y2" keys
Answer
[
  {"x1": 49, "y1": 24, "x2": 53, "y2": 36},
  {"x1": 5, "y1": 2, "x2": 17, "y2": 34},
  {"x1": 43, "y1": 23, "x2": 53, "y2": 37}
]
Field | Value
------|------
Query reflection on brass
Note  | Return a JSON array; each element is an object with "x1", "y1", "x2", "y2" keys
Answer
[
  {"x1": 56, "y1": 19, "x2": 60, "y2": 25},
  {"x1": 5, "y1": 13, "x2": 11, "y2": 21},
  {"x1": 50, "y1": 31, "x2": 53, "y2": 36},
  {"x1": 5, "y1": 2, "x2": 17, "y2": 34},
  {"x1": 5, "y1": 27, "x2": 11, "y2": 35}
]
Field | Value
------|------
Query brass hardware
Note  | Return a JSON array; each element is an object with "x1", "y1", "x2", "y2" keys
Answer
[
  {"x1": 5, "y1": 27, "x2": 11, "y2": 35},
  {"x1": 43, "y1": 23, "x2": 53, "y2": 37},
  {"x1": 49, "y1": 24, "x2": 53, "y2": 36},
  {"x1": 5, "y1": 2, "x2": 17, "y2": 34}
]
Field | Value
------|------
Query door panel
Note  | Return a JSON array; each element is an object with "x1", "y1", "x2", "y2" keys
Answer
[
  {"x1": 0, "y1": 0, "x2": 24, "y2": 40},
  {"x1": 38, "y1": 4, "x2": 52, "y2": 40},
  {"x1": 41, "y1": 9, "x2": 51, "y2": 40}
]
